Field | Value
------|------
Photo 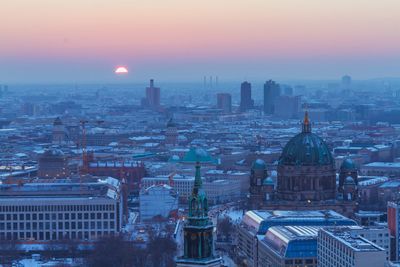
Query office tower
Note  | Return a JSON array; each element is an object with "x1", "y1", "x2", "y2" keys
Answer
[
  {"x1": 342, "y1": 74, "x2": 352, "y2": 88},
  {"x1": 240, "y1": 81, "x2": 254, "y2": 112},
  {"x1": 176, "y1": 148, "x2": 222, "y2": 267},
  {"x1": 388, "y1": 201, "x2": 400, "y2": 261},
  {"x1": 145, "y1": 79, "x2": 160, "y2": 109},
  {"x1": 263, "y1": 80, "x2": 280, "y2": 114},
  {"x1": 217, "y1": 93, "x2": 232, "y2": 113},
  {"x1": 318, "y1": 227, "x2": 386, "y2": 267}
]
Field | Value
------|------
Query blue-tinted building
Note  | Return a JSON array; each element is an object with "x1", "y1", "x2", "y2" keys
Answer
[
  {"x1": 258, "y1": 225, "x2": 319, "y2": 267},
  {"x1": 237, "y1": 210, "x2": 356, "y2": 267}
]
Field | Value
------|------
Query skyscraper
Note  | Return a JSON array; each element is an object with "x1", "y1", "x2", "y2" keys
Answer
[
  {"x1": 263, "y1": 80, "x2": 280, "y2": 114},
  {"x1": 145, "y1": 79, "x2": 160, "y2": 109},
  {"x1": 240, "y1": 81, "x2": 254, "y2": 112},
  {"x1": 342, "y1": 74, "x2": 352, "y2": 88},
  {"x1": 216, "y1": 93, "x2": 232, "y2": 113}
]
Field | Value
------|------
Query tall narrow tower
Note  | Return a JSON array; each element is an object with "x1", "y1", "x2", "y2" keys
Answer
[
  {"x1": 52, "y1": 117, "x2": 66, "y2": 145},
  {"x1": 177, "y1": 148, "x2": 222, "y2": 267}
]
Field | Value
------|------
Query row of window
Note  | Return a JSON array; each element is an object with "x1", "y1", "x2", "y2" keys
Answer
[
  {"x1": 0, "y1": 204, "x2": 115, "y2": 212},
  {"x1": 0, "y1": 212, "x2": 115, "y2": 221},
  {"x1": 0, "y1": 221, "x2": 115, "y2": 231},
  {"x1": 0, "y1": 230, "x2": 116, "y2": 241}
]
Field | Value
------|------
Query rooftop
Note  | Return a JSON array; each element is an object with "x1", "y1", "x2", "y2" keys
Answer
[{"x1": 322, "y1": 227, "x2": 385, "y2": 252}]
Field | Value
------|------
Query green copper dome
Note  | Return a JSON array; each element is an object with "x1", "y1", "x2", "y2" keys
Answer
[
  {"x1": 340, "y1": 158, "x2": 356, "y2": 171},
  {"x1": 278, "y1": 112, "x2": 334, "y2": 166},
  {"x1": 252, "y1": 159, "x2": 266, "y2": 170}
]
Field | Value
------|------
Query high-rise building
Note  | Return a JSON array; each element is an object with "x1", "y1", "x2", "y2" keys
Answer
[
  {"x1": 263, "y1": 80, "x2": 280, "y2": 114},
  {"x1": 318, "y1": 227, "x2": 386, "y2": 267},
  {"x1": 240, "y1": 81, "x2": 254, "y2": 112},
  {"x1": 216, "y1": 93, "x2": 232, "y2": 113},
  {"x1": 342, "y1": 75, "x2": 352, "y2": 88},
  {"x1": 176, "y1": 149, "x2": 222, "y2": 267},
  {"x1": 145, "y1": 79, "x2": 160, "y2": 109}
]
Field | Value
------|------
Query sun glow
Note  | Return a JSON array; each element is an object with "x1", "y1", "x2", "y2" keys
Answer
[{"x1": 115, "y1": 66, "x2": 128, "y2": 74}]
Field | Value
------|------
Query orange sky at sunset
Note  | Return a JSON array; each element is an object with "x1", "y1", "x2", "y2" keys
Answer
[{"x1": 1, "y1": 0, "x2": 400, "y2": 82}]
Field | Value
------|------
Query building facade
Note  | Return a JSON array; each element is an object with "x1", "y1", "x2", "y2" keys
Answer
[
  {"x1": 318, "y1": 227, "x2": 386, "y2": 267},
  {"x1": 0, "y1": 178, "x2": 123, "y2": 242},
  {"x1": 240, "y1": 81, "x2": 253, "y2": 112}
]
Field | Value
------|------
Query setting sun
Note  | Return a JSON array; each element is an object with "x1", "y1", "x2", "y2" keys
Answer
[{"x1": 114, "y1": 66, "x2": 128, "y2": 74}]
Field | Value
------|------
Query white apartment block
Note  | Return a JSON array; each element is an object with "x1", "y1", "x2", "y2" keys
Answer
[{"x1": 318, "y1": 227, "x2": 387, "y2": 267}]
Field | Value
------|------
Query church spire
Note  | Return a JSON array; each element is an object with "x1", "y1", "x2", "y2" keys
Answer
[
  {"x1": 302, "y1": 110, "x2": 311, "y2": 133},
  {"x1": 193, "y1": 161, "x2": 202, "y2": 191}
]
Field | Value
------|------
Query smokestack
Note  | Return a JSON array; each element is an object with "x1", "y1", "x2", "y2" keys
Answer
[{"x1": 150, "y1": 79, "x2": 154, "y2": 87}]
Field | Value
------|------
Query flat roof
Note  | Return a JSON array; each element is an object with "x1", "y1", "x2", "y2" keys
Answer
[{"x1": 322, "y1": 227, "x2": 385, "y2": 252}]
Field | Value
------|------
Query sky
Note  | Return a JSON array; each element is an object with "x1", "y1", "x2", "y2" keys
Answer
[{"x1": 1, "y1": 0, "x2": 400, "y2": 83}]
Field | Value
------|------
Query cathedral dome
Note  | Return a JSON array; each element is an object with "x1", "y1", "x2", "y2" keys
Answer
[
  {"x1": 279, "y1": 112, "x2": 333, "y2": 167},
  {"x1": 340, "y1": 158, "x2": 356, "y2": 171},
  {"x1": 252, "y1": 159, "x2": 266, "y2": 170}
]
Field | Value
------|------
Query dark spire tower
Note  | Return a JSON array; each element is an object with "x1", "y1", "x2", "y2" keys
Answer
[{"x1": 177, "y1": 148, "x2": 222, "y2": 267}]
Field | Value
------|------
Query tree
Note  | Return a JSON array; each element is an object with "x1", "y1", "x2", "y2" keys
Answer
[
  {"x1": 147, "y1": 235, "x2": 177, "y2": 267},
  {"x1": 87, "y1": 236, "x2": 146, "y2": 267},
  {"x1": 217, "y1": 217, "x2": 233, "y2": 241}
]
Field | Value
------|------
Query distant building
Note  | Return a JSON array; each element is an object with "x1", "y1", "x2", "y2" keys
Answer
[
  {"x1": 139, "y1": 184, "x2": 178, "y2": 222},
  {"x1": 145, "y1": 79, "x2": 160, "y2": 109},
  {"x1": 240, "y1": 81, "x2": 254, "y2": 112},
  {"x1": 342, "y1": 75, "x2": 352, "y2": 88},
  {"x1": 237, "y1": 210, "x2": 356, "y2": 267},
  {"x1": 273, "y1": 95, "x2": 301, "y2": 119},
  {"x1": 38, "y1": 149, "x2": 70, "y2": 178},
  {"x1": 0, "y1": 178, "x2": 123, "y2": 242},
  {"x1": 388, "y1": 202, "x2": 400, "y2": 261},
  {"x1": 258, "y1": 225, "x2": 319, "y2": 267},
  {"x1": 249, "y1": 112, "x2": 357, "y2": 217},
  {"x1": 216, "y1": 93, "x2": 232, "y2": 113},
  {"x1": 52, "y1": 117, "x2": 66, "y2": 145},
  {"x1": 318, "y1": 227, "x2": 386, "y2": 267},
  {"x1": 263, "y1": 80, "x2": 280, "y2": 114},
  {"x1": 165, "y1": 118, "x2": 178, "y2": 146},
  {"x1": 87, "y1": 161, "x2": 145, "y2": 193}
]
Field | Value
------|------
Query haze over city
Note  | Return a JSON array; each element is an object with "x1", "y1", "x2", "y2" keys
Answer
[
  {"x1": 3, "y1": 1, "x2": 400, "y2": 267},
  {"x1": 2, "y1": 0, "x2": 400, "y2": 82}
]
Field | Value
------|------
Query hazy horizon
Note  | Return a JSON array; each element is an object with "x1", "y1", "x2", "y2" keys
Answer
[{"x1": 1, "y1": 0, "x2": 400, "y2": 83}]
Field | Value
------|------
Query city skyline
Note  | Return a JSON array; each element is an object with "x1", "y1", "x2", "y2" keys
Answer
[{"x1": 2, "y1": 0, "x2": 400, "y2": 82}]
